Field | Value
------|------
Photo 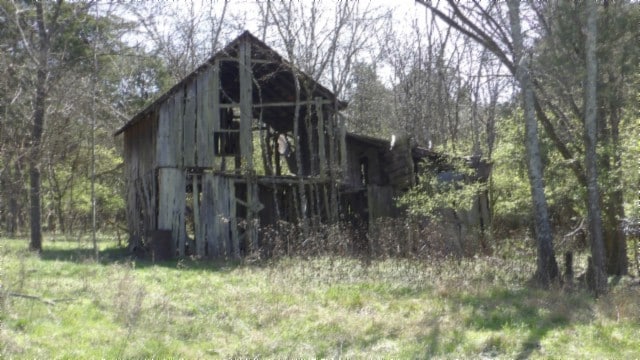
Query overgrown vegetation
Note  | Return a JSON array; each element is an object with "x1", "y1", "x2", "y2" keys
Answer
[{"x1": 1, "y1": 236, "x2": 639, "y2": 358}]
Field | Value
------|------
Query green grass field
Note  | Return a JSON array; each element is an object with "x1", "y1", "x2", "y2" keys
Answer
[{"x1": 1, "y1": 236, "x2": 639, "y2": 358}]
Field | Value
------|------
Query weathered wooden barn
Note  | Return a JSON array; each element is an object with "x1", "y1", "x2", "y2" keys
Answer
[{"x1": 114, "y1": 31, "x2": 490, "y2": 259}]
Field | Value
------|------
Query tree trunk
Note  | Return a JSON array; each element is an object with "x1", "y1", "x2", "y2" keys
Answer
[
  {"x1": 507, "y1": 0, "x2": 559, "y2": 286},
  {"x1": 29, "y1": 65, "x2": 46, "y2": 251},
  {"x1": 29, "y1": 2, "x2": 50, "y2": 252},
  {"x1": 601, "y1": 0, "x2": 628, "y2": 277},
  {"x1": 604, "y1": 189, "x2": 628, "y2": 275},
  {"x1": 583, "y1": 0, "x2": 607, "y2": 295}
]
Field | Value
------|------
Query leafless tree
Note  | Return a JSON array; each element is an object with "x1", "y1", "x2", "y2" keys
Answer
[{"x1": 127, "y1": 1, "x2": 230, "y2": 81}]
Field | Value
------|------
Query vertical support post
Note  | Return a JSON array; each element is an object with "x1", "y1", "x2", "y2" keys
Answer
[
  {"x1": 212, "y1": 60, "x2": 221, "y2": 166},
  {"x1": 239, "y1": 37, "x2": 253, "y2": 170},
  {"x1": 239, "y1": 36, "x2": 260, "y2": 254},
  {"x1": 326, "y1": 111, "x2": 336, "y2": 222},
  {"x1": 315, "y1": 97, "x2": 327, "y2": 179},
  {"x1": 328, "y1": 111, "x2": 343, "y2": 222},
  {"x1": 338, "y1": 112, "x2": 348, "y2": 179}
]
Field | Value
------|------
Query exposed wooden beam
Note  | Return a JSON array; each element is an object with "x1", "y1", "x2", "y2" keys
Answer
[
  {"x1": 218, "y1": 99, "x2": 336, "y2": 109},
  {"x1": 216, "y1": 56, "x2": 279, "y2": 64}
]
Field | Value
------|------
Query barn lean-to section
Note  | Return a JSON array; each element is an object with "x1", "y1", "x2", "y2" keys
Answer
[{"x1": 115, "y1": 31, "x2": 491, "y2": 260}]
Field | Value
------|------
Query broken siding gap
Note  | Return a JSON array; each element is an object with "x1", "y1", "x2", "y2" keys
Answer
[{"x1": 193, "y1": 174, "x2": 204, "y2": 257}]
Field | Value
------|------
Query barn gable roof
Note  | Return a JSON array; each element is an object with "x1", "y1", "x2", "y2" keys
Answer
[{"x1": 114, "y1": 30, "x2": 346, "y2": 136}]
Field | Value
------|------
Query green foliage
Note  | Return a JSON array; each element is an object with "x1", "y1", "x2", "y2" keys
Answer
[
  {"x1": 528, "y1": 0, "x2": 640, "y2": 230},
  {"x1": 489, "y1": 109, "x2": 530, "y2": 222},
  {"x1": 398, "y1": 158, "x2": 485, "y2": 218},
  {"x1": 0, "y1": 1, "x2": 171, "y2": 235},
  {"x1": 491, "y1": 108, "x2": 584, "y2": 228},
  {"x1": 621, "y1": 91, "x2": 640, "y2": 220},
  {"x1": 41, "y1": 144, "x2": 124, "y2": 233}
]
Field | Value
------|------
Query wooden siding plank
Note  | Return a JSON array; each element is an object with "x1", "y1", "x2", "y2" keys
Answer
[
  {"x1": 156, "y1": 102, "x2": 171, "y2": 167},
  {"x1": 167, "y1": 94, "x2": 177, "y2": 166},
  {"x1": 140, "y1": 171, "x2": 156, "y2": 234},
  {"x1": 158, "y1": 168, "x2": 185, "y2": 256},
  {"x1": 174, "y1": 171, "x2": 186, "y2": 258},
  {"x1": 197, "y1": 67, "x2": 213, "y2": 167},
  {"x1": 173, "y1": 91, "x2": 184, "y2": 167},
  {"x1": 156, "y1": 169, "x2": 173, "y2": 250},
  {"x1": 184, "y1": 81, "x2": 197, "y2": 167}
]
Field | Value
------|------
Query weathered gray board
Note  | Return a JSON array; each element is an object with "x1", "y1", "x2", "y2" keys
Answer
[
  {"x1": 157, "y1": 167, "x2": 186, "y2": 256},
  {"x1": 152, "y1": 171, "x2": 243, "y2": 259},
  {"x1": 127, "y1": 171, "x2": 157, "y2": 246},
  {"x1": 184, "y1": 80, "x2": 197, "y2": 167},
  {"x1": 197, "y1": 66, "x2": 214, "y2": 167},
  {"x1": 173, "y1": 92, "x2": 184, "y2": 167},
  {"x1": 201, "y1": 173, "x2": 219, "y2": 257},
  {"x1": 157, "y1": 91, "x2": 185, "y2": 168},
  {"x1": 156, "y1": 99, "x2": 172, "y2": 167},
  {"x1": 197, "y1": 173, "x2": 238, "y2": 258},
  {"x1": 124, "y1": 114, "x2": 158, "y2": 245},
  {"x1": 387, "y1": 136, "x2": 414, "y2": 188},
  {"x1": 212, "y1": 61, "x2": 221, "y2": 133}
]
